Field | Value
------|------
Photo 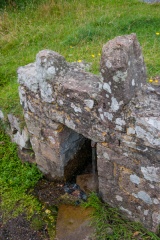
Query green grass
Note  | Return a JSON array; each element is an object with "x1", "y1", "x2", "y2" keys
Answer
[
  {"x1": 0, "y1": 128, "x2": 42, "y2": 219},
  {"x1": 0, "y1": 0, "x2": 160, "y2": 116},
  {"x1": 83, "y1": 193, "x2": 160, "y2": 240},
  {"x1": 0, "y1": 128, "x2": 57, "y2": 239}
]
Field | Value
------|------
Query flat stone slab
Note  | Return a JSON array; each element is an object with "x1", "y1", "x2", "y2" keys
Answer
[
  {"x1": 76, "y1": 173, "x2": 99, "y2": 194},
  {"x1": 56, "y1": 205, "x2": 95, "y2": 240}
]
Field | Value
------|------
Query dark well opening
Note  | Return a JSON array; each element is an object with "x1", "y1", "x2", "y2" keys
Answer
[{"x1": 63, "y1": 136, "x2": 97, "y2": 183}]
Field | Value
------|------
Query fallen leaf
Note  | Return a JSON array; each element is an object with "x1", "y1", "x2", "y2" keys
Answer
[{"x1": 132, "y1": 231, "x2": 140, "y2": 237}]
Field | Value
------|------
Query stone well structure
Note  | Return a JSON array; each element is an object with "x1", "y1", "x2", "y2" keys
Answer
[{"x1": 17, "y1": 34, "x2": 160, "y2": 232}]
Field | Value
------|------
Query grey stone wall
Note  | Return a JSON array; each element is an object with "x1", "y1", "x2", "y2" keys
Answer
[{"x1": 17, "y1": 33, "x2": 160, "y2": 232}]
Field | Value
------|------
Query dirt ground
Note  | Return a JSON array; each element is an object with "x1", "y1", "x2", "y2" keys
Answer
[
  {"x1": 0, "y1": 179, "x2": 64, "y2": 240},
  {"x1": 0, "y1": 178, "x2": 87, "y2": 240},
  {"x1": 0, "y1": 213, "x2": 49, "y2": 240}
]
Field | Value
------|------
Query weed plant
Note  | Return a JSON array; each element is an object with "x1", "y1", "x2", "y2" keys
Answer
[{"x1": 83, "y1": 193, "x2": 160, "y2": 240}]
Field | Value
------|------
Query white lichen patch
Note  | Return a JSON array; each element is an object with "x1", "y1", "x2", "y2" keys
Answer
[
  {"x1": 115, "y1": 125, "x2": 122, "y2": 131},
  {"x1": 141, "y1": 166, "x2": 160, "y2": 183},
  {"x1": 144, "y1": 210, "x2": 149, "y2": 216},
  {"x1": 135, "y1": 125, "x2": 160, "y2": 146},
  {"x1": 91, "y1": 93, "x2": 97, "y2": 99},
  {"x1": 103, "y1": 82, "x2": 111, "y2": 93},
  {"x1": 65, "y1": 119, "x2": 76, "y2": 130},
  {"x1": 119, "y1": 100, "x2": 124, "y2": 106},
  {"x1": 120, "y1": 207, "x2": 132, "y2": 215},
  {"x1": 40, "y1": 82, "x2": 53, "y2": 103},
  {"x1": 110, "y1": 97, "x2": 119, "y2": 112},
  {"x1": 116, "y1": 195, "x2": 123, "y2": 201},
  {"x1": 130, "y1": 174, "x2": 140, "y2": 185},
  {"x1": 100, "y1": 113, "x2": 105, "y2": 121},
  {"x1": 13, "y1": 128, "x2": 29, "y2": 150},
  {"x1": 98, "y1": 108, "x2": 103, "y2": 113},
  {"x1": 122, "y1": 140, "x2": 136, "y2": 149},
  {"x1": 104, "y1": 112, "x2": 113, "y2": 121},
  {"x1": 58, "y1": 100, "x2": 63, "y2": 106},
  {"x1": 71, "y1": 103, "x2": 82, "y2": 113},
  {"x1": 103, "y1": 152, "x2": 110, "y2": 160},
  {"x1": 18, "y1": 86, "x2": 25, "y2": 99},
  {"x1": 152, "y1": 212, "x2": 160, "y2": 227},
  {"x1": 113, "y1": 70, "x2": 127, "y2": 82},
  {"x1": 123, "y1": 152, "x2": 128, "y2": 157},
  {"x1": 133, "y1": 191, "x2": 152, "y2": 205},
  {"x1": 27, "y1": 101, "x2": 35, "y2": 113},
  {"x1": 84, "y1": 99, "x2": 94, "y2": 109},
  {"x1": 136, "y1": 146, "x2": 148, "y2": 152},
  {"x1": 132, "y1": 79, "x2": 135, "y2": 86},
  {"x1": 47, "y1": 66, "x2": 56, "y2": 75},
  {"x1": 115, "y1": 118, "x2": 125, "y2": 126},
  {"x1": 147, "y1": 86, "x2": 155, "y2": 91},
  {"x1": 145, "y1": 117, "x2": 160, "y2": 131},
  {"x1": 127, "y1": 127, "x2": 135, "y2": 135},
  {"x1": 48, "y1": 136, "x2": 56, "y2": 144},
  {"x1": 141, "y1": 66, "x2": 145, "y2": 72},
  {"x1": 18, "y1": 64, "x2": 38, "y2": 93},
  {"x1": 24, "y1": 112, "x2": 29, "y2": 120},
  {"x1": 153, "y1": 198, "x2": 159, "y2": 204},
  {"x1": 105, "y1": 60, "x2": 112, "y2": 68}
]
